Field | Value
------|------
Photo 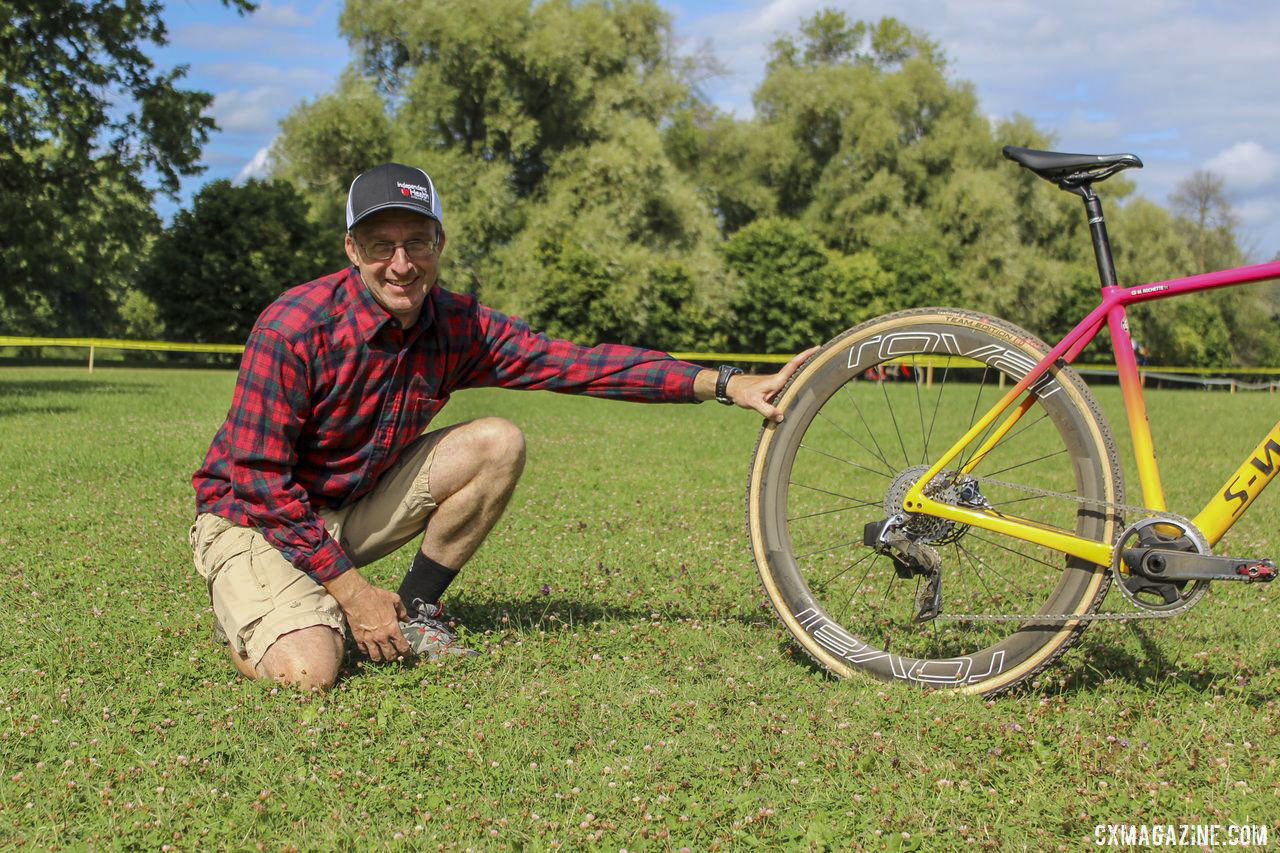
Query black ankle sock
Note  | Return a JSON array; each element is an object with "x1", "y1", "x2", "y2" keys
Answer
[{"x1": 398, "y1": 552, "x2": 459, "y2": 609}]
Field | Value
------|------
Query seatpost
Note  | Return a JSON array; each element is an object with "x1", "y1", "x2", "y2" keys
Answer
[{"x1": 1066, "y1": 184, "x2": 1118, "y2": 288}]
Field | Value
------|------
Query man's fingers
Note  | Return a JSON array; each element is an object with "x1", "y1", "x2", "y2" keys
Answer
[
  {"x1": 392, "y1": 627, "x2": 410, "y2": 655},
  {"x1": 781, "y1": 346, "x2": 819, "y2": 379},
  {"x1": 393, "y1": 597, "x2": 408, "y2": 621}
]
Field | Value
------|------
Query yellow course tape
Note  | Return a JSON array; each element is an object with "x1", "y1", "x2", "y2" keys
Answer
[
  {"x1": 0, "y1": 335, "x2": 244, "y2": 354},
  {"x1": 2, "y1": 337, "x2": 1279, "y2": 375}
]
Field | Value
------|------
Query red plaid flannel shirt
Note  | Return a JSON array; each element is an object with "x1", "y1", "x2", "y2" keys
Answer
[{"x1": 193, "y1": 267, "x2": 703, "y2": 582}]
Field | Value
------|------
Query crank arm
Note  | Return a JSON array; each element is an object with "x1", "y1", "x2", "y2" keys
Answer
[{"x1": 1123, "y1": 549, "x2": 1277, "y2": 583}]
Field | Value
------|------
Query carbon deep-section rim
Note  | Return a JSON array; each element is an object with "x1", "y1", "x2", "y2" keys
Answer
[{"x1": 747, "y1": 309, "x2": 1123, "y2": 696}]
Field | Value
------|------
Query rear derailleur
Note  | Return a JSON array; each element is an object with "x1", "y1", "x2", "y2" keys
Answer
[{"x1": 863, "y1": 515, "x2": 943, "y2": 623}]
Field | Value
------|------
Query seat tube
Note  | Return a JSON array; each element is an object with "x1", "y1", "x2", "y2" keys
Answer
[{"x1": 1108, "y1": 304, "x2": 1167, "y2": 512}]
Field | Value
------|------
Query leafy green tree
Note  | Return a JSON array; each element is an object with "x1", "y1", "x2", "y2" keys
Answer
[
  {"x1": 338, "y1": 0, "x2": 686, "y2": 194},
  {"x1": 665, "y1": 9, "x2": 1102, "y2": 349},
  {"x1": 272, "y1": 70, "x2": 394, "y2": 240},
  {"x1": 276, "y1": 0, "x2": 728, "y2": 345},
  {"x1": 721, "y1": 217, "x2": 888, "y2": 353},
  {"x1": 511, "y1": 119, "x2": 728, "y2": 349},
  {"x1": 138, "y1": 179, "x2": 332, "y2": 344},
  {"x1": 270, "y1": 2, "x2": 1276, "y2": 369},
  {"x1": 0, "y1": 0, "x2": 254, "y2": 334},
  {"x1": 1113, "y1": 181, "x2": 1279, "y2": 367}
]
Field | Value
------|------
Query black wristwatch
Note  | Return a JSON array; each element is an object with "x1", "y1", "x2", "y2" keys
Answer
[{"x1": 715, "y1": 365, "x2": 743, "y2": 405}]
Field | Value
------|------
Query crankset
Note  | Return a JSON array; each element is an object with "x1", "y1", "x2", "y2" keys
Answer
[{"x1": 1122, "y1": 545, "x2": 1276, "y2": 583}]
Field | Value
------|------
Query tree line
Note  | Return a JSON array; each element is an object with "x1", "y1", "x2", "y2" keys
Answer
[{"x1": 3, "y1": 1, "x2": 1277, "y2": 367}]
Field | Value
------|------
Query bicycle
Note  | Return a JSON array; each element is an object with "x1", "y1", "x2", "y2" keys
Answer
[{"x1": 746, "y1": 145, "x2": 1280, "y2": 696}]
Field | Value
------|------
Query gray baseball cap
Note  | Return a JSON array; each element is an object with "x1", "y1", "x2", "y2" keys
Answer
[{"x1": 345, "y1": 163, "x2": 444, "y2": 231}]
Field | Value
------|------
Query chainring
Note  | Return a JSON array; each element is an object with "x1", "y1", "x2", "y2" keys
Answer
[{"x1": 1112, "y1": 515, "x2": 1211, "y2": 614}]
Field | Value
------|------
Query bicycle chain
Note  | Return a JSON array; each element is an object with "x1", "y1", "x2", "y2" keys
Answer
[{"x1": 929, "y1": 472, "x2": 1194, "y2": 623}]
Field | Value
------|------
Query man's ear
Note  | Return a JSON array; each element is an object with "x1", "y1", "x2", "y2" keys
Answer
[{"x1": 344, "y1": 231, "x2": 360, "y2": 267}]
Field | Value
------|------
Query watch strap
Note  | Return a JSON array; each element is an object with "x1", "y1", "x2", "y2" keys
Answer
[{"x1": 715, "y1": 365, "x2": 744, "y2": 405}]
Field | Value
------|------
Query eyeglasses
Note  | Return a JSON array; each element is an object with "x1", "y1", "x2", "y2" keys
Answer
[{"x1": 356, "y1": 238, "x2": 439, "y2": 262}]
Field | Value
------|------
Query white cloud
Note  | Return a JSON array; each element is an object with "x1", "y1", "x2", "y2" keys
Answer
[
  {"x1": 1236, "y1": 198, "x2": 1279, "y2": 225},
  {"x1": 202, "y1": 61, "x2": 333, "y2": 90},
  {"x1": 672, "y1": 0, "x2": 1280, "y2": 256},
  {"x1": 252, "y1": 0, "x2": 326, "y2": 29},
  {"x1": 173, "y1": 21, "x2": 342, "y2": 59},
  {"x1": 209, "y1": 86, "x2": 285, "y2": 134},
  {"x1": 1205, "y1": 141, "x2": 1280, "y2": 190},
  {"x1": 235, "y1": 146, "x2": 273, "y2": 183}
]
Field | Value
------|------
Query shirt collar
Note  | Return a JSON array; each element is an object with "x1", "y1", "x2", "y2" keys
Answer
[
  {"x1": 341, "y1": 266, "x2": 438, "y2": 343},
  {"x1": 343, "y1": 267, "x2": 391, "y2": 343}
]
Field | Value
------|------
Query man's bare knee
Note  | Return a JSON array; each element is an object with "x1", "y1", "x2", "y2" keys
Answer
[
  {"x1": 228, "y1": 647, "x2": 257, "y2": 681},
  {"x1": 256, "y1": 626, "x2": 344, "y2": 691},
  {"x1": 469, "y1": 417, "x2": 525, "y2": 474}
]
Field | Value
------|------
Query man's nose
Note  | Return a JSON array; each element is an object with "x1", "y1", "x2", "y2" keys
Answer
[{"x1": 388, "y1": 245, "x2": 417, "y2": 271}]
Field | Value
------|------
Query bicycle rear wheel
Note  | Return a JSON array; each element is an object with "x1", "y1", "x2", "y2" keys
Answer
[{"x1": 747, "y1": 309, "x2": 1123, "y2": 695}]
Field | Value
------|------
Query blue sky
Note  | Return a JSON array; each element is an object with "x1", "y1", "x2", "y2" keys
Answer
[{"x1": 155, "y1": 0, "x2": 1280, "y2": 261}]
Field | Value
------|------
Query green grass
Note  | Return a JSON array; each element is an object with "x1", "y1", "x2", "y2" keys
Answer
[{"x1": 0, "y1": 366, "x2": 1278, "y2": 850}]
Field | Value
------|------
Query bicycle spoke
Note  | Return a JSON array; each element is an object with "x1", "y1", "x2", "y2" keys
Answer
[
  {"x1": 924, "y1": 362, "x2": 950, "y2": 460},
  {"x1": 789, "y1": 480, "x2": 879, "y2": 508},
  {"x1": 954, "y1": 368, "x2": 993, "y2": 476},
  {"x1": 956, "y1": 540, "x2": 1038, "y2": 602},
  {"x1": 788, "y1": 503, "x2": 876, "y2": 523},
  {"x1": 798, "y1": 442, "x2": 894, "y2": 479},
  {"x1": 966, "y1": 367, "x2": 989, "y2": 433},
  {"x1": 793, "y1": 539, "x2": 863, "y2": 561},
  {"x1": 840, "y1": 382, "x2": 894, "y2": 474},
  {"x1": 841, "y1": 553, "x2": 884, "y2": 625},
  {"x1": 996, "y1": 409, "x2": 1051, "y2": 450},
  {"x1": 879, "y1": 563, "x2": 898, "y2": 611},
  {"x1": 912, "y1": 355, "x2": 928, "y2": 464},
  {"x1": 954, "y1": 542, "x2": 1000, "y2": 604},
  {"x1": 980, "y1": 447, "x2": 1069, "y2": 479},
  {"x1": 814, "y1": 409, "x2": 896, "y2": 478},
  {"x1": 815, "y1": 548, "x2": 876, "y2": 590},
  {"x1": 967, "y1": 532, "x2": 1065, "y2": 574},
  {"x1": 880, "y1": 378, "x2": 911, "y2": 467}
]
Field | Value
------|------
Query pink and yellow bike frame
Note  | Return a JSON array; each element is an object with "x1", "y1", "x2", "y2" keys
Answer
[{"x1": 901, "y1": 259, "x2": 1280, "y2": 567}]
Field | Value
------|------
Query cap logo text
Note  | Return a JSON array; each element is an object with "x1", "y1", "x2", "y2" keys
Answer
[{"x1": 396, "y1": 182, "x2": 432, "y2": 204}]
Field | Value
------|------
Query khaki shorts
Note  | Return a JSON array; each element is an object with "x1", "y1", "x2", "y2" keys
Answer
[{"x1": 189, "y1": 426, "x2": 450, "y2": 666}]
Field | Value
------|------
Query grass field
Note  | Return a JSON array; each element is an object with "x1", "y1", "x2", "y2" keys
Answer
[{"x1": 0, "y1": 365, "x2": 1278, "y2": 850}]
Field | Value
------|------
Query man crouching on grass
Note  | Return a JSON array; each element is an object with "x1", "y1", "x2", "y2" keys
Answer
[{"x1": 189, "y1": 163, "x2": 813, "y2": 690}]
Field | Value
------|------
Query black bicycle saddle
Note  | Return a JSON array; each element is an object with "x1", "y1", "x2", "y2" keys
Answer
[{"x1": 1002, "y1": 145, "x2": 1142, "y2": 186}]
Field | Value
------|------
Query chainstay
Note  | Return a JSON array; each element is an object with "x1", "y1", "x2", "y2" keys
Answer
[{"x1": 932, "y1": 474, "x2": 1195, "y2": 622}]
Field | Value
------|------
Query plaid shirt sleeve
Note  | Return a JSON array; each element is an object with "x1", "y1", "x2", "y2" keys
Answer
[
  {"x1": 453, "y1": 301, "x2": 704, "y2": 400},
  {"x1": 227, "y1": 327, "x2": 354, "y2": 582}
]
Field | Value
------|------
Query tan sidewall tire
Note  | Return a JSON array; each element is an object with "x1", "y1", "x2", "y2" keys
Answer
[{"x1": 747, "y1": 308, "x2": 1122, "y2": 696}]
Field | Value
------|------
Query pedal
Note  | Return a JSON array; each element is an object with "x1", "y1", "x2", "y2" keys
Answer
[
  {"x1": 1237, "y1": 562, "x2": 1276, "y2": 582},
  {"x1": 1123, "y1": 548, "x2": 1277, "y2": 583}
]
